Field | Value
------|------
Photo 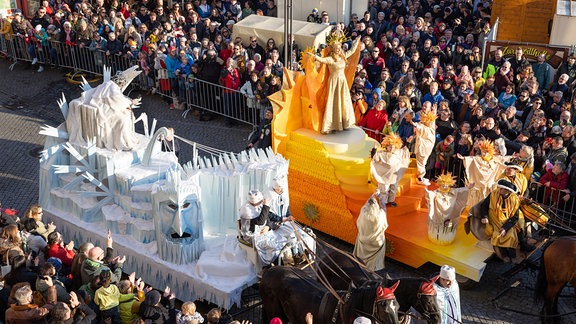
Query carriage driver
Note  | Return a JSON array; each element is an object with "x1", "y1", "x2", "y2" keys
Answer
[
  {"x1": 239, "y1": 190, "x2": 305, "y2": 267},
  {"x1": 264, "y1": 175, "x2": 307, "y2": 264},
  {"x1": 481, "y1": 179, "x2": 525, "y2": 264}
]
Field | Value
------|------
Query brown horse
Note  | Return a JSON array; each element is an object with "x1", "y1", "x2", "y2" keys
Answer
[
  {"x1": 534, "y1": 237, "x2": 576, "y2": 323},
  {"x1": 318, "y1": 251, "x2": 442, "y2": 324},
  {"x1": 260, "y1": 266, "x2": 401, "y2": 324}
]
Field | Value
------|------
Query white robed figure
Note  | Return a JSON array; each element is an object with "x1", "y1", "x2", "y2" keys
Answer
[
  {"x1": 412, "y1": 111, "x2": 437, "y2": 185},
  {"x1": 425, "y1": 173, "x2": 472, "y2": 245},
  {"x1": 370, "y1": 134, "x2": 410, "y2": 207},
  {"x1": 433, "y1": 265, "x2": 461, "y2": 324},
  {"x1": 264, "y1": 174, "x2": 315, "y2": 264},
  {"x1": 239, "y1": 189, "x2": 312, "y2": 267},
  {"x1": 353, "y1": 192, "x2": 388, "y2": 271},
  {"x1": 457, "y1": 140, "x2": 509, "y2": 207}
]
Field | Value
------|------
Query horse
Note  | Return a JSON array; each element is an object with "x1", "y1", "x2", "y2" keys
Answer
[
  {"x1": 259, "y1": 266, "x2": 401, "y2": 324},
  {"x1": 318, "y1": 251, "x2": 442, "y2": 324},
  {"x1": 534, "y1": 237, "x2": 576, "y2": 324}
]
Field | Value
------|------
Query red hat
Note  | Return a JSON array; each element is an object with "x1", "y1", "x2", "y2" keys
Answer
[
  {"x1": 169, "y1": 46, "x2": 177, "y2": 52},
  {"x1": 377, "y1": 280, "x2": 400, "y2": 301},
  {"x1": 419, "y1": 275, "x2": 439, "y2": 295}
]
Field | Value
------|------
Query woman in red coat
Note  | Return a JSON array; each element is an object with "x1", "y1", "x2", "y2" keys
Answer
[
  {"x1": 539, "y1": 161, "x2": 569, "y2": 205},
  {"x1": 359, "y1": 100, "x2": 389, "y2": 142}
]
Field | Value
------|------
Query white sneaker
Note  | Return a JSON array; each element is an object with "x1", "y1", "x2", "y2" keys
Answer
[
  {"x1": 37, "y1": 66, "x2": 44, "y2": 73},
  {"x1": 31, "y1": 58, "x2": 38, "y2": 65},
  {"x1": 418, "y1": 178, "x2": 431, "y2": 186}
]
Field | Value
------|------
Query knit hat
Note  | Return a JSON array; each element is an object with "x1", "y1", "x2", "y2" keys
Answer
[
  {"x1": 47, "y1": 257, "x2": 63, "y2": 272},
  {"x1": 144, "y1": 290, "x2": 162, "y2": 306},
  {"x1": 439, "y1": 265, "x2": 456, "y2": 282},
  {"x1": 353, "y1": 317, "x2": 372, "y2": 324}
]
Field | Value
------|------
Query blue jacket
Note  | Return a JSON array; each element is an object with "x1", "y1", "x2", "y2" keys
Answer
[
  {"x1": 165, "y1": 55, "x2": 180, "y2": 78},
  {"x1": 422, "y1": 91, "x2": 444, "y2": 105}
]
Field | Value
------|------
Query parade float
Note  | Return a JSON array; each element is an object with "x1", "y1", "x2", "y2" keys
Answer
[
  {"x1": 268, "y1": 37, "x2": 493, "y2": 282},
  {"x1": 38, "y1": 66, "x2": 291, "y2": 308}
]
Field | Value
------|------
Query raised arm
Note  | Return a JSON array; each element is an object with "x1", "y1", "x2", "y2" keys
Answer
[{"x1": 345, "y1": 37, "x2": 361, "y2": 60}]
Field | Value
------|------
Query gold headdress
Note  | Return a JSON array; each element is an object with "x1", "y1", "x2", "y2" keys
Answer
[
  {"x1": 326, "y1": 30, "x2": 348, "y2": 46},
  {"x1": 419, "y1": 111, "x2": 437, "y2": 125},
  {"x1": 380, "y1": 133, "x2": 403, "y2": 150},
  {"x1": 436, "y1": 172, "x2": 457, "y2": 187},
  {"x1": 478, "y1": 139, "x2": 496, "y2": 157}
]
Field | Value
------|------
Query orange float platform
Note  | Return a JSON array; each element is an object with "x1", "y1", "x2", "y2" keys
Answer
[{"x1": 268, "y1": 63, "x2": 492, "y2": 281}]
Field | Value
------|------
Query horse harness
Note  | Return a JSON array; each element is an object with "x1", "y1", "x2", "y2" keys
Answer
[{"x1": 318, "y1": 285, "x2": 387, "y2": 324}]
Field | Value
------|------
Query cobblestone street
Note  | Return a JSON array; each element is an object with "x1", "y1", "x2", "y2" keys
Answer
[{"x1": 0, "y1": 60, "x2": 574, "y2": 323}]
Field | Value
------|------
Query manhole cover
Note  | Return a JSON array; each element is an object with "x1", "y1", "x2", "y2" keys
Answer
[{"x1": 29, "y1": 146, "x2": 43, "y2": 159}]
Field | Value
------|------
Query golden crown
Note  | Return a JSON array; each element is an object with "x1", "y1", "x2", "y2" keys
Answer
[
  {"x1": 478, "y1": 139, "x2": 496, "y2": 156},
  {"x1": 419, "y1": 111, "x2": 437, "y2": 125},
  {"x1": 380, "y1": 133, "x2": 404, "y2": 150},
  {"x1": 326, "y1": 30, "x2": 348, "y2": 46},
  {"x1": 436, "y1": 172, "x2": 457, "y2": 187}
]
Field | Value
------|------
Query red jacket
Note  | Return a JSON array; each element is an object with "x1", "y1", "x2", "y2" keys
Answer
[
  {"x1": 220, "y1": 67, "x2": 241, "y2": 93},
  {"x1": 539, "y1": 170, "x2": 569, "y2": 205},
  {"x1": 359, "y1": 108, "x2": 388, "y2": 142},
  {"x1": 47, "y1": 244, "x2": 75, "y2": 266}
]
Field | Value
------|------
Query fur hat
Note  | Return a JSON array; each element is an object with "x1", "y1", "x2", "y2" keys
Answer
[
  {"x1": 439, "y1": 265, "x2": 456, "y2": 282},
  {"x1": 504, "y1": 161, "x2": 523, "y2": 171},
  {"x1": 496, "y1": 178, "x2": 518, "y2": 194},
  {"x1": 248, "y1": 190, "x2": 263, "y2": 204}
]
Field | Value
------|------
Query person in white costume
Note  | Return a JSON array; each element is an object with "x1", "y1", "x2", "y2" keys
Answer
[
  {"x1": 370, "y1": 133, "x2": 411, "y2": 207},
  {"x1": 353, "y1": 192, "x2": 388, "y2": 271},
  {"x1": 457, "y1": 139, "x2": 509, "y2": 207},
  {"x1": 238, "y1": 190, "x2": 306, "y2": 267},
  {"x1": 264, "y1": 175, "x2": 314, "y2": 265},
  {"x1": 426, "y1": 173, "x2": 473, "y2": 245},
  {"x1": 412, "y1": 110, "x2": 437, "y2": 186},
  {"x1": 434, "y1": 265, "x2": 461, "y2": 324}
]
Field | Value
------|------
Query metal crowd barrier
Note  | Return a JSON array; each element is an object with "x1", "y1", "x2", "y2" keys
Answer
[
  {"x1": 1, "y1": 33, "x2": 259, "y2": 127},
  {"x1": 528, "y1": 181, "x2": 576, "y2": 227}
]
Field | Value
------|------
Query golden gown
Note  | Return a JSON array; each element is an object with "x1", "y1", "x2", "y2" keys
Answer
[{"x1": 486, "y1": 189, "x2": 522, "y2": 248}]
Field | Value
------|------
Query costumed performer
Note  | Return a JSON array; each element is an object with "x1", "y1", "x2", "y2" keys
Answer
[
  {"x1": 264, "y1": 174, "x2": 315, "y2": 264},
  {"x1": 434, "y1": 265, "x2": 461, "y2": 324},
  {"x1": 514, "y1": 145, "x2": 535, "y2": 180},
  {"x1": 481, "y1": 179, "x2": 524, "y2": 263},
  {"x1": 426, "y1": 173, "x2": 473, "y2": 245},
  {"x1": 353, "y1": 191, "x2": 388, "y2": 271},
  {"x1": 370, "y1": 133, "x2": 410, "y2": 207},
  {"x1": 412, "y1": 110, "x2": 437, "y2": 186},
  {"x1": 457, "y1": 140, "x2": 508, "y2": 207},
  {"x1": 238, "y1": 190, "x2": 307, "y2": 268},
  {"x1": 498, "y1": 161, "x2": 528, "y2": 196},
  {"x1": 306, "y1": 33, "x2": 360, "y2": 134}
]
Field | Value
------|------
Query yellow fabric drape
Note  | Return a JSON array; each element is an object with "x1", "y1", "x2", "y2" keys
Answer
[{"x1": 486, "y1": 190, "x2": 521, "y2": 248}]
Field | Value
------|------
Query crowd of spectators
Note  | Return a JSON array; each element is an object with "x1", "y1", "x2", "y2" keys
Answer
[
  {"x1": 331, "y1": 1, "x2": 576, "y2": 219},
  {"x1": 0, "y1": 203, "x2": 241, "y2": 323},
  {"x1": 2, "y1": 0, "x2": 576, "y2": 321},
  {"x1": 0, "y1": 0, "x2": 288, "y2": 116}
]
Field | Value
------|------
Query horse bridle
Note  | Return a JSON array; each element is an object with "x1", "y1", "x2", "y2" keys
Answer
[
  {"x1": 413, "y1": 291, "x2": 440, "y2": 322},
  {"x1": 325, "y1": 285, "x2": 389, "y2": 324}
]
